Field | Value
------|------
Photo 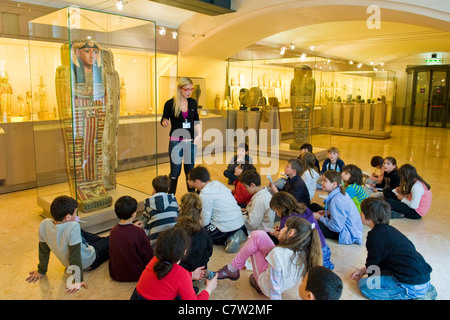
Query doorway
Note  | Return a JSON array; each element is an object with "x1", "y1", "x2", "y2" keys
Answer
[{"x1": 407, "y1": 66, "x2": 450, "y2": 128}]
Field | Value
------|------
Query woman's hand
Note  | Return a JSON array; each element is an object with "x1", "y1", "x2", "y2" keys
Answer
[{"x1": 161, "y1": 118, "x2": 169, "y2": 127}]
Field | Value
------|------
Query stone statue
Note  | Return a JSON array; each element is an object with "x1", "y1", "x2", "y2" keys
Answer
[
  {"x1": 101, "y1": 48, "x2": 120, "y2": 192},
  {"x1": 55, "y1": 39, "x2": 119, "y2": 212},
  {"x1": 239, "y1": 88, "x2": 249, "y2": 110},
  {"x1": 119, "y1": 77, "x2": 126, "y2": 115},
  {"x1": 191, "y1": 84, "x2": 202, "y2": 108},
  {"x1": 0, "y1": 72, "x2": 13, "y2": 118},
  {"x1": 17, "y1": 95, "x2": 25, "y2": 117},
  {"x1": 290, "y1": 64, "x2": 315, "y2": 150},
  {"x1": 248, "y1": 87, "x2": 262, "y2": 111},
  {"x1": 26, "y1": 91, "x2": 33, "y2": 119}
]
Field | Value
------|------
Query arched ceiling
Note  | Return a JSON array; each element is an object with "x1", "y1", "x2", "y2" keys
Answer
[
  {"x1": 12, "y1": 0, "x2": 450, "y2": 72},
  {"x1": 177, "y1": 1, "x2": 450, "y2": 65}
]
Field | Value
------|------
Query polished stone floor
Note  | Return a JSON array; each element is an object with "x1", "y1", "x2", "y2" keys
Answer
[{"x1": 1, "y1": 125, "x2": 449, "y2": 300}]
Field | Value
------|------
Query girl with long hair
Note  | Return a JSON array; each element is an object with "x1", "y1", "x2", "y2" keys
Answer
[
  {"x1": 177, "y1": 193, "x2": 213, "y2": 272},
  {"x1": 269, "y1": 191, "x2": 334, "y2": 269},
  {"x1": 216, "y1": 216, "x2": 322, "y2": 300},
  {"x1": 384, "y1": 164, "x2": 432, "y2": 219}
]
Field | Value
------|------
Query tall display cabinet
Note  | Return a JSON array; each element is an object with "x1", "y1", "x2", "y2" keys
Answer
[
  {"x1": 225, "y1": 56, "x2": 396, "y2": 159},
  {"x1": 28, "y1": 7, "x2": 158, "y2": 232}
]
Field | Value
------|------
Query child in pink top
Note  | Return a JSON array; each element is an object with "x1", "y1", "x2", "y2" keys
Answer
[{"x1": 384, "y1": 164, "x2": 432, "y2": 219}]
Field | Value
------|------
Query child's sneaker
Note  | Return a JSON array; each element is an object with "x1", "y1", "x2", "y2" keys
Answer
[
  {"x1": 216, "y1": 265, "x2": 240, "y2": 281},
  {"x1": 416, "y1": 285, "x2": 437, "y2": 300},
  {"x1": 225, "y1": 229, "x2": 247, "y2": 253}
]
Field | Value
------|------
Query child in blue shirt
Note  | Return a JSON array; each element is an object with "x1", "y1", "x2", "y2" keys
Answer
[{"x1": 313, "y1": 170, "x2": 363, "y2": 245}]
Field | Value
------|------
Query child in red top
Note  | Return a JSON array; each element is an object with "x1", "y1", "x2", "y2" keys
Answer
[
  {"x1": 232, "y1": 162, "x2": 256, "y2": 208},
  {"x1": 131, "y1": 226, "x2": 217, "y2": 300}
]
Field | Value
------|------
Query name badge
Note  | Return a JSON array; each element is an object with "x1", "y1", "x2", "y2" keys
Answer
[{"x1": 183, "y1": 121, "x2": 191, "y2": 129}]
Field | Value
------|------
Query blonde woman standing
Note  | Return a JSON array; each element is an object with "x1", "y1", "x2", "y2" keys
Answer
[{"x1": 161, "y1": 77, "x2": 202, "y2": 194}]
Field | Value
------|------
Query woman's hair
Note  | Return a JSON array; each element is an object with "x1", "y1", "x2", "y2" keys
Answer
[
  {"x1": 269, "y1": 191, "x2": 307, "y2": 218},
  {"x1": 278, "y1": 216, "x2": 323, "y2": 277},
  {"x1": 300, "y1": 151, "x2": 318, "y2": 176},
  {"x1": 342, "y1": 164, "x2": 364, "y2": 185},
  {"x1": 173, "y1": 76, "x2": 193, "y2": 117},
  {"x1": 178, "y1": 193, "x2": 203, "y2": 234},
  {"x1": 398, "y1": 164, "x2": 430, "y2": 193},
  {"x1": 153, "y1": 226, "x2": 190, "y2": 280},
  {"x1": 323, "y1": 170, "x2": 345, "y2": 195}
]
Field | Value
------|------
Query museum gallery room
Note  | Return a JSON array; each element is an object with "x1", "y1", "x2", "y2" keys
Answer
[{"x1": 0, "y1": 0, "x2": 449, "y2": 303}]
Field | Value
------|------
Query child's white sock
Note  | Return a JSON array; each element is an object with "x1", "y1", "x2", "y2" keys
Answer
[{"x1": 228, "y1": 264, "x2": 238, "y2": 272}]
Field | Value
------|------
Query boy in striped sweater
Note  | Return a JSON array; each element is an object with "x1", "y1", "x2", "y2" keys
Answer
[{"x1": 138, "y1": 175, "x2": 179, "y2": 248}]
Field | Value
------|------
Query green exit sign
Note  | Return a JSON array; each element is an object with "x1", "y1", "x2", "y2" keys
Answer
[{"x1": 425, "y1": 58, "x2": 442, "y2": 64}]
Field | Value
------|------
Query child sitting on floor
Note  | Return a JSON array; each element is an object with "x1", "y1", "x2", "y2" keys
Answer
[
  {"x1": 223, "y1": 142, "x2": 253, "y2": 185},
  {"x1": 298, "y1": 266, "x2": 343, "y2": 300},
  {"x1": 131, "y1": 227, "x2": 217, "y2": 300},
  {"x1": 216, "y1": 216, "x2": 323, "y2": 300},
  {"x1": 138, "y1": 175, "x2": 179, "y2": 248},
  {"x1": 26, "y1": 195, "x2": 110, "y2": 293},
  {"x1": 341, "y1": 164, "x2": 369, "y2": 212},
  {"x1": 178, "y1": 192, "x2": 213, "y2": 272},
  {"x1": 300, "y1": 151, "x2": 321, "y2": 203},
  {"x1": 240, "y1": 170, "x2": 275, "y2": 233},
  {"x1": 350, "y1": 197, "x2": 436, "y2": 300},
  {"x1": 109, "y1": 196, "x2": 154, "y2": 282},
  {"x1": 384, "y1": 164, "x2": 432, "y2": 219},
  {"x1": 298, "y1": 143, "x2": 320, "y2": 172},
  {"x1": 269, "y1": 191, "x2": 334, "y2": 269},
  {"x1": 368, "y1": 156, "x2": 400, "y2": 198},
  {"x1": 313, "y1": 170, "x2": 363, "y2": 245},
  {"x1": 270, "y1": 158, "x2": 311, "y2": 207},
  {"x1": 320, "y1": 147, "x2": 345, "y2": 175},
  {"x1": 231, "y1": 162, "x2": 256, "y2": 208}
]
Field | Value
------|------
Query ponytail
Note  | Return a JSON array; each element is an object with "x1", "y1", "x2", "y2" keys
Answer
[
  {"x1": 153, "y1": 260, "x2": 174, "y2": 280},
  {"x1": 280, "y1": 217, "x2": 323, "y2": 277},
  {"x1": 306, "y1": 227, "x2": 323, "y2": 274},
  {"x1": 152, "y1": 226, "x2": 190, "y2": 280}
]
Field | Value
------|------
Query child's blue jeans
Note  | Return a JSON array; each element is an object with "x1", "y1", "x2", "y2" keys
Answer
[{"x1": 358, "y1": 274, "x2": 430, "y2": 300}]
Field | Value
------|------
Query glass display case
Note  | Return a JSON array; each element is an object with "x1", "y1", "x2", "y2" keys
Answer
[
  {"x1": 227, "y1": 55, "x2": 396, "y2": 156},
  {"x1": 28, "y1": 6, "x2": 159, "y2": 232}
]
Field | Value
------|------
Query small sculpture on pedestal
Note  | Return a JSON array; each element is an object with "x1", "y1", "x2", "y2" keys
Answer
[
  {"x1": 0, "y1": 72, "x2": 13, "y2": 119},
  {"x1": 120, "y1": 77, "x2": 127, "y2": 115},
  {"x1": 38, "y1": 76, "x2": 49, "y2": 120},
  {"x1": 17, "y1": 95, "x2": 25, "y2": 117},
  {"x1": 289, "y1": 64, "x2": 315, "y2": 150},
  {"x1": 239, "y1": 88, "x2": 249, "y2": 110}
]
